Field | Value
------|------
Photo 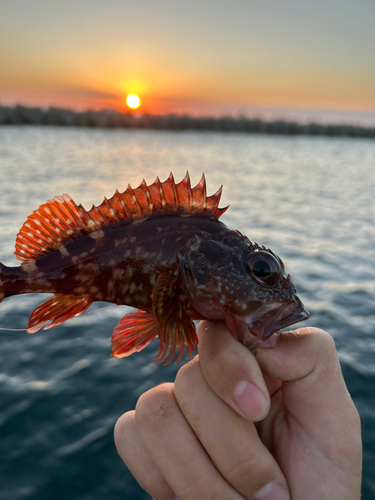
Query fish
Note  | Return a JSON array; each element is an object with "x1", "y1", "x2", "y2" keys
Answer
[{"x1": 0, "y1": 172, "x2": 309, "y2": 364}]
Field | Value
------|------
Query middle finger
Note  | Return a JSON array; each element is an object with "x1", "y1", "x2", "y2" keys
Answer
[
  {"x1": 135, "y1": 382, "x2": 245, "y2": 500},
  {"x1": 174, "y1": 357, "x2": 289, "y2": 500}
]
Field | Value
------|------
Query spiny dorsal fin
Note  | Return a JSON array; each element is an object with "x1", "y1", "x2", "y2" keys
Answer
[
  {"x1": 88, "y1": 172, "x2": 227, "y2": 222},
  {"x1": 15, "y1": 172, "x2": 228, "y2": 262},
  {"x1": 90, "y1": 172, "x2": 227, "y2": 220}
]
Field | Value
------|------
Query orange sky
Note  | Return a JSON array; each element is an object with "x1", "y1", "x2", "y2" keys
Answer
[{"x1": 1, "y1": 0, "x2": 374, "y2": 118}]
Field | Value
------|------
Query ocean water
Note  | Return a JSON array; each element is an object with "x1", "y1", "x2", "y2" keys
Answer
[{"x1": 0, "y1": 126, "x2": 374, "y2": 499}]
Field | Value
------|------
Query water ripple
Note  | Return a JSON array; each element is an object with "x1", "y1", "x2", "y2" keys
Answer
[{"x1": 0, "y1": 127, "x2": 374, "y2": 499}]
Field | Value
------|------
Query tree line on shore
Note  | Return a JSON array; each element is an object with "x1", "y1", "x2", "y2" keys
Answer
[{"x1": 1, "y1": 104, "x2": 374, "y2": 139}]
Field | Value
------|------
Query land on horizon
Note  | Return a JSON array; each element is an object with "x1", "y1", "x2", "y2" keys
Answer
[{"x1": 1, "y1": 104, "x2": 374, "y2": 139}]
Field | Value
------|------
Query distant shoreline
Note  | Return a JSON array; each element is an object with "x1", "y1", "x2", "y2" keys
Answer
[{"x1": 1, "y1": 104, "x2": 374, "y2": 139}]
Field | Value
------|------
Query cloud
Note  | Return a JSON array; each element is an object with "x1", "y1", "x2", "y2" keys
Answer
[{"x1": 63, "y1": 87, "x2": 121, "y2": 100}]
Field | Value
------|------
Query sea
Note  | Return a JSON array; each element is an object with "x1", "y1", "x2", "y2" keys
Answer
[{"x1": 0, "y1": 126, "x2": 374, "y2": 499}]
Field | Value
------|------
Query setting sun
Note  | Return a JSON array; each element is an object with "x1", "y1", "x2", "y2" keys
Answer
[{"x1": 126, "y1": 94, "x2": 141, "y2": 110}]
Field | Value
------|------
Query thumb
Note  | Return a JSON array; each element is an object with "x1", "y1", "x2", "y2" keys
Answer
[{"x1": 257, "y1": 327, "x2": 361, "y2": 456}]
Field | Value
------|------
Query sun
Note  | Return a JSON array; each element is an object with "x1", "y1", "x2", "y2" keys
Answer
[{"x1": 126, "y1": 93, "x2": 141, "y2": 110}]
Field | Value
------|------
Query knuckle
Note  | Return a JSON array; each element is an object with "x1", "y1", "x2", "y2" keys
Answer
[
  {"x1": 177, "y1": 482, "x2": 233, "y2": 500},
  {"x1": 175, "y1": 356, "x2": 200, "y2": 393},
  {"x1": 311, "y1": 329, "x2": 339, "y2": 377},
  {"x1": 114, "y1": 410, "x2": 135, "y2": 441},
  {"x1": 281, "y1": 327, "x2": 339, "y2": 379},
  {"x1": 174, "y1": 359, "x2": 211, "y2": 416},
  {"x1": 310, "y1": 327, "x2": 336, "y2": 352},
  {"x1": 224, "y1": 452, "x2": 272, "y2": 490},
  {"x1": 135, "y1": 383, "x2": 176, "y2": 429},
  {"x1": 140, "y1": 469, "x2": 174, "y2": 500}
]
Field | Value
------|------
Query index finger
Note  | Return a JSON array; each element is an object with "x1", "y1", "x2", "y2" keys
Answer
[{"x1": 197, "y1": 320, "x2": 272, "y2": 421}]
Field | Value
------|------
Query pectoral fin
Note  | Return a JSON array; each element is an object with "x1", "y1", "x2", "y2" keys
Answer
[
  {"x1": 110, "y1": 270, "x2": 198, "y2": 365},
  {"x1": 111, "y1": 310, "x2": 158, "y2": 358},
  {"x1": 152, "y1": 270, "x2": 197, "y2": 365}
]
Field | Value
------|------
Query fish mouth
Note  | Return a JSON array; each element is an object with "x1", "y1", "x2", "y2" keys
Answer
[
  {"x1": 232, "y1": 295, "x2": 310, "y2": 350},
  {"x1": 261, "y1": 296, "x2": 310, "y2": 340}
]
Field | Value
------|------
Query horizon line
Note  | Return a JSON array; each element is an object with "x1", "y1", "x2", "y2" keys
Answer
[{"x1": 1, "y1": 104, "x2": 374, "y2": 140}]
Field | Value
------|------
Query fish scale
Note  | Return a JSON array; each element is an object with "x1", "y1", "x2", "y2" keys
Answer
[{"x1": 0, "y1": 172, "x2": 309, "y2": 364}]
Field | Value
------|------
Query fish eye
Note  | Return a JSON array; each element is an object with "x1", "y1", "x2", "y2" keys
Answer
[{"x1": 247, "y1": 252, "x2": 281, "y2": 286}]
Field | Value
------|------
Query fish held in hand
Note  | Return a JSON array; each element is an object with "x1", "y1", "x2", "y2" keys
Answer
[{"x1": 0, "y1": 172, "x2": 309, "y2": 364}]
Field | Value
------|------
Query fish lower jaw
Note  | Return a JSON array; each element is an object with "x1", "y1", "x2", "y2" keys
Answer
[
  {"x1": 233, "y1": 302, "x2": 287, "y2": 344},
  {"x1": 226, "y1": 298, "x2": 310, "y2": 354},
  {"x1": 246, "y1": 296, "x2": 310, "y2": 338}
]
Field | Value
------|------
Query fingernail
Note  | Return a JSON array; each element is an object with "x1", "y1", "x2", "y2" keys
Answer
[
  {"x1": 254, "y1": 481, "x2": 289, "y2": 499},
  {"x1": 233, "y1": 380, "x2": 267, "y2": 418}
]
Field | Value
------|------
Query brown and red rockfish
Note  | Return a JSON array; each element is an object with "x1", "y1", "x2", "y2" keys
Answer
[{"x1": 0, "y1": 172, "x2": 309, "y2": 364}]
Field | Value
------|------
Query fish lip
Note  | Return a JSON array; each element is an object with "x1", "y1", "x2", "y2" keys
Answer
[
  {"x1": 262, "y1": 296, "x2": 310, "y2": 340},
  {"x1": 223, "y1": 296, "x2": 309, "y2": 354}
]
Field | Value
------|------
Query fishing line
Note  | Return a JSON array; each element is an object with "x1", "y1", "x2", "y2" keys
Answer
[
  {"x1": 85, "y1": 304, "x2": 119, "y2": 315},
  {"x1": 0, "y1": 327, "x2": 27, "y2": 331}
]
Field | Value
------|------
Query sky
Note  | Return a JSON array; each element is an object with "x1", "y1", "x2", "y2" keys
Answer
[{"x1": 1, "y1": 0, "x2": 375, "y2": 121}]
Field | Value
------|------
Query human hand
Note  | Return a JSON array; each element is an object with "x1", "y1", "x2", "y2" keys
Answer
[{"x1": 114, "y1": 322, "x2": 362, "y2": 499}]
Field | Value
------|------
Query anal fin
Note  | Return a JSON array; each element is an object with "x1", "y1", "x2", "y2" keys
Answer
[
  {"x1": 27, "y1": 294, "x2": 93, "y2": 333},
  {"x1": 111, "y1": 310, "x2": 158, "y2": 358}
]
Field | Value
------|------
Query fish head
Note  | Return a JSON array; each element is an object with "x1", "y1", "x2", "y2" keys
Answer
[{"x1": 179, "y1": 235, "x2": 309, "y2": 352}]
